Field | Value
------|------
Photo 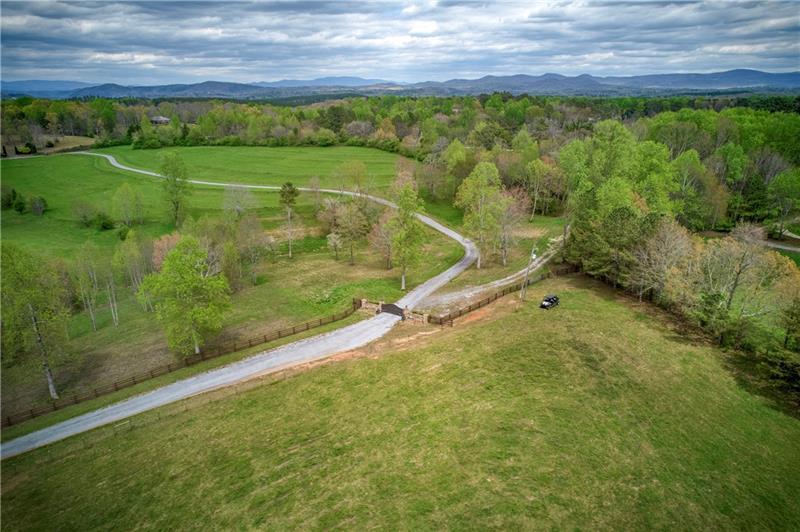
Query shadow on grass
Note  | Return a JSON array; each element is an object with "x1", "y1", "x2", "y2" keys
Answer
[
  {"x1": 564, "y1": 274, "x2": 800, "y2": 420},
  {"x1": 720, "y1": 351, "x2": 800, "y2": 420}
]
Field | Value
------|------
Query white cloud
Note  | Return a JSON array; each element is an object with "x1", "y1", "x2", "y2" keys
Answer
[{"x1": 1, "y1": 0, "x2": 797, "y2": 84}]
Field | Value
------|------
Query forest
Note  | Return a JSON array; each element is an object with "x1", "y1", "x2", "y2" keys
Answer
[{"x1": 2, "y1": 92, "x2": 799, "y2": 405}]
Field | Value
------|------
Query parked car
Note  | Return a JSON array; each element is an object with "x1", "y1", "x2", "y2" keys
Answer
[{"x1": 540, "y1": 294, "x2": 559, "y2": 309}]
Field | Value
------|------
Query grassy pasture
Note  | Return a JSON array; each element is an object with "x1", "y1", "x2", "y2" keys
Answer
[
  {"x1": 0, "y1": 151, "x2": 463, "y2": 413},
  {"x1": 779, "y1": 249, "x2": 800, "y2": 266},
  {"x1": 97, "y1": 145, "x2": 401, "y2": 193},
  {"x1": 2, "y1": 276, "x2": 798, "y2": 530}
]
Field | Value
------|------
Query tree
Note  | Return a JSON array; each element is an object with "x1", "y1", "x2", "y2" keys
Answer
[
  {"x1": 318, "y1": 197, "x2": 343, "y2": 232},
  {"x1": 511, "y1": 128, "x2": 539, "y2": 163},
  {"x1": 327, "y1": 232, "x2": 343, "y2": 260},
  {"x1": 73, "y1": 200, "x2": 96, "y2": 227},
  {"x1": 72, "y1": 241, "x2": 101, "y2": 331},
  {"x1": 152, "y1": 232, "x2": 182, "y2": 271},
  {"x1": 524, "y1": 159, "x2": 548, "y2": 220},
  {"x1": 339, "y1": 202, "x2": 369, "y2": 265},
  {"x1": 690, "y1": 224, "x2": 792, "y2": 344},
  {"x1": 160, "y1": 151, "x2": 190, "y2": 226},
  {"x1": 769, "y1": 169, "x2": 800, "y2": 238},
  {"x1": 236, "y1": 214, "x2": 274, "y2": 284},
  {"x1": 389, "y1": 178, "x2": 427, "y2": 289},
  {"x1": 113, "y1": 229, "x2": 152, "y2": 305},
  {"x1": 112, "y1": 183, "x2": 143, "y2": 226},
  {"x1": 99, "y1": 258, "x2": 120, "y2": 327},
  {"x1": 498, "y1": 188, "x2": 530, "y2": 266},
  {"x1": 307, "y1": 176, "x2": 322, "y2": 213},
  {"x1": 629, "y1": 218, "x2": 692, "y2": 302},
  {"x1": 369, "y1": 210, "x2": 395, "y2": 269},
  {"x1": 1, "y1": 244, "x2": 69, "y2": 399},
  {"x1": 335, "y1": 160, "x2": 368, "y2": 192},
  {"x1": 279, "y1": 182, "x2": 299, "y2": 258},
  {"x1": 138, "y1": 236, "x2": 230, "y2": 355},
  {"x1": 443, "y1": 138, "x2": 467, "y2": 179},
  {"x1": 780, "y1": 294, "x2": 800, "y2": 349},
  {"x1": 222, "y1": 185, "x2": 254, "y2": 220},
  {"x1": 221, "y1": 241, "x2": 243, "y2": 291},
  {"x1": 455, "y1": 162, "x2": 505, "y2": 268}
]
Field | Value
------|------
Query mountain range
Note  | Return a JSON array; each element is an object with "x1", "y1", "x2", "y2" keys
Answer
[{"x1": 2, "y1": 70, "x2": 799, "y2": 100}]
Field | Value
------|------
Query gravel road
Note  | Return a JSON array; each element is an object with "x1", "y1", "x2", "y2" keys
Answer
[{"x1": 1, "y1": 152, "x2": 478, "y2": 459}]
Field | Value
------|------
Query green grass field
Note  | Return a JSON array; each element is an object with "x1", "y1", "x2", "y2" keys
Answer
[
  {"x1": 3, "y1": 276, "x2": 798, "y2": 530},
  {"x1": 779, "y1": 249, "x2": 800, "y2": 266},
  {"x1": 0, "y1": 150, "x2": 463, "y2": 412},
  {"x1": 97, "y1": 145, "x2": 401, "y2": 192}
]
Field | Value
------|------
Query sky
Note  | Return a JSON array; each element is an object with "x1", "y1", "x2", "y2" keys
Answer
[{"x1": 1, "y1": 0, "x2": 798, "y2": 85}]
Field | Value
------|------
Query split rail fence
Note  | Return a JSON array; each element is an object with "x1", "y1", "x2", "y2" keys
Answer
[
  {"x1": 428, "y1": 263, "x2": 579, "y2": 325},
  {"x1": 2, "y1": 299, "x2": 363, "y2": 428}
]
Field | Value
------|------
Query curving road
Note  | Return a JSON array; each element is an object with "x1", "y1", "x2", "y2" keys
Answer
[{"x1": 1, "y1": 152, "x2": 478, "y2": 459}]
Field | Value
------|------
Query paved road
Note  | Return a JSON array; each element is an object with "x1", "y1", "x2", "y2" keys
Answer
[
  {"x1": 1, "y1": 152, "x2": 478, "y2": 459},
  {"x1": 765, "y1": 240, "x2": 800, "y2": 252}
]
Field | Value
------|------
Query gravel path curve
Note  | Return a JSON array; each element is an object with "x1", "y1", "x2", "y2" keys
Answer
[{"x1": 1, "y1": 152, "x2": 478, "y2": 459}]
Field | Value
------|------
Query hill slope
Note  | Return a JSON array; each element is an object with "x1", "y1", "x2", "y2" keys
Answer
[{"x1": 3, "y1": 276, "x2": 798, "y2": 529}]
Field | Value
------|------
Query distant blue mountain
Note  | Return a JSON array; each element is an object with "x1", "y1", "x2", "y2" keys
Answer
[
  {"x1": 254, "y1": 76, "x2": 394, "y2": 87},
  {"x1": 1, "y1": 79, "x2": 96, "y2": 92},
  {"x1": 3, "y1": 70, "x2": 798, "y2": 100}
]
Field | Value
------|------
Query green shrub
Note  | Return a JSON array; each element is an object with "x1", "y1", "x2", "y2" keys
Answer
[
  {"x1": 29, "y1": 196, "x2": 47, "y2": 216},
  {"x1": 12, "y1": 193, "x2": 26, "y2": 214},
  {"x1": 93, "y1": 211, "x2": 114, "y2": 230},
  {"x1": 1, "y1": 187, "x2": 18, "y2": 209},
  {"x1": 117, "y1": 226, "x2": 130, "y2": 240}
]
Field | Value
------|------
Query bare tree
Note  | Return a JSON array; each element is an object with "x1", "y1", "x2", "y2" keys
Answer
[
  {"x1": 73, "y1": 246, "x2": 100, "y2": 331},
  {"x1": 327, "y1": 232, "x2": 343, "y2": 260},
  {"x1": 318, "y1": 197, "x2": 343, "y2": 233},
  {"x1": 237, "y1": 214, "x2": 274, "y2": 284},
  {"x1": 307, "y1": 176, "x2": 322, "y2": 213},
  {"x1": 223, "y1": 186, "x2": 255, "y2": 220},
  {"x1": 369, "y1": 210, "x2": 395, "y2": 269},
  {"x1": 629, "y1": 219, "x2": 692, "y2": 302},
  {"x1": 498, "y1": 188, "x2": 530, "y2": 266},
  {"x1": 152, "y1": 232, "x2": 182, "y2": 271}
]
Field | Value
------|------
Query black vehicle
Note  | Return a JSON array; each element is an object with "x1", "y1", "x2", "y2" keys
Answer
[{"x1": 540, "y1": 294, "x2": 559, "y2": 309}]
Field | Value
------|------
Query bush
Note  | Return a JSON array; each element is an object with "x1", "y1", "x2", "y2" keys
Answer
[
  {"x1": 73, "y1": 200, "x2": 96, "y2": 227},
  {"x1": 761, "y1": 349, "x2": 800, "y2": 402},
  {"x1": 29, "y1": 196, "x2": 47, "y2": 216},
  {"x1": 1, "y1": 187, "x2": 18, "y2": 209},
  {"x1": 12, "y1": 193, "x2": 26, "y2": 214},
  {"x1": 45, "y1": 140, "x2": 55, "y2": 148},
  {"x1": 117, "y1": 226, "x2": 130, "y2": 240},
  {"x1": 94, "y1": 211, "x2": 115, "y2": 230}
]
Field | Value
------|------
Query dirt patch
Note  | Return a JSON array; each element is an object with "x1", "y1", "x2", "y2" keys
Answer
[
  {"x1": 512, "y1": 226, "x2": 547, "y2": 239},
  {"x1": 456, "y1": 294, "x2": 521, "y2": 325}
]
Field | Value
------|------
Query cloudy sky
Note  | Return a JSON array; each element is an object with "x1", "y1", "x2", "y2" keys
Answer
[{"x1": 1, "y1": 0, "x2": 798, "y2": 84}]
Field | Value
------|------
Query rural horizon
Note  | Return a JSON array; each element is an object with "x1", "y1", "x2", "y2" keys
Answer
[{"x1": 1, "y1": 1, "x2": 799, "y2": 530}]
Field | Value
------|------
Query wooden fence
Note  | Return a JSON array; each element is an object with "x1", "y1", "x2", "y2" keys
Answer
[
  {"x1": 1, "y1": 299, "x2": 362, "y2": 428},
  {"x1": 428, "y1": 263, "x2": 579, "y2": 326}
]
